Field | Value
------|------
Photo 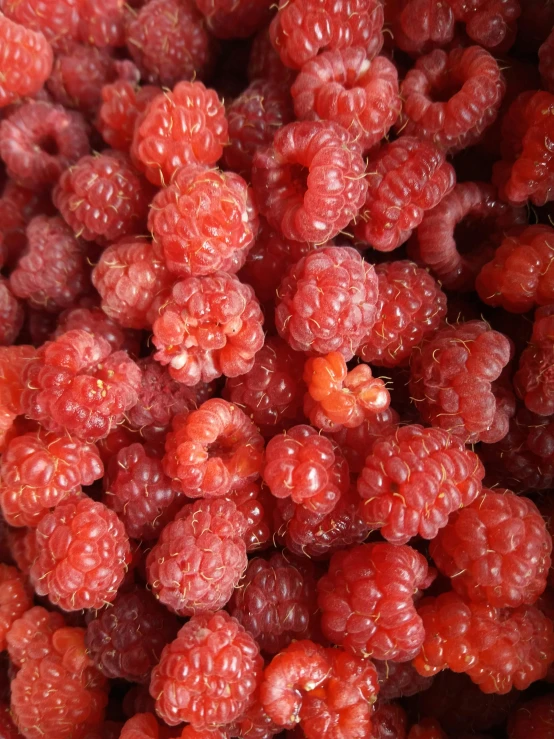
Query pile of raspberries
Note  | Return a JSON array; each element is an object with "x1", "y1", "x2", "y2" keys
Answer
[{"x1": 2, "y1": 0, "x2": 554, "y2": 738}]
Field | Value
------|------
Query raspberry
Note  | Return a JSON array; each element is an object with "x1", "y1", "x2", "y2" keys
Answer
[
  {"x1": 0, "y1": 428, "x2": 103, "y2": 528},
  {"x1": 125, "y1": 0, "x2": 213, "y2": 88},
  {"x1": 97, "y1": 80, "x2": 161, "y2": 151},
  {"x1": 353, "y1": 137, "x2": 455, "y2": 252},
  {"x1": 269, "y1": 0, "x2": 384, "y2": 70},
  {"x1": 303, "y1": 352, "x2": 390, "y2": 431},
  {"x1": 194, "y1": 0, "x2": 272, "y2": 38},
  {"x1": 0, "y1": 278, "x2": 23, "y2": 346},
  {"x1": 374, "y1": 660, "x2": 433, "y2": 701},
  {"x1": 228, "y1": 692, "x2": 280, "y2": 739},
  {"x1": 407, "y1": 719, "x2": 445, "y2": 739},
  {"x1": 79, "y1": 0, "x2": 126, "y2": 47},
  {"x1": 539, "y1": 29, "x2": 554, "y2": 93},
  {"x1": 409, "y1": 320, "x2": 514, "y2": 444},
  {"x1": 0, "y1": 702, "x2": 21, "y2": 739},
  {"x1": 388, "y1": 0, "x2": 455, "y2": 55},
  {"x1": 252, "y1": 121, "x2": 367, "y2": 244},
  {"x1": 54, "y1": 303, "x2": 140, "y2": 354},
  {"x1": 30, "y1": 496, "x2": 131, "y2": 610},
  {"x1": 152, "y1": 272, "x2": 264, "y2": 385},
  {"x1": 7, "y1": 527, "x2": 38, "y2": 577},
  {"x1": 370, "y1": 701, "x2": 408, "y2": 739},
  {"x1": 150, "y1": 610, "x2": 263, "y2": 727},
  {"x1": 85, "y1": 587, "x2": 179, "y2": 683},
  {"x1": 508, "y1": 695, "x2": 554, "y2": 739},
  {"x1": 430, "y1": 489, "x2": 551, "y2": 608},
  {"x1": 224, "y1": 336, "x2": 306, "y2": 435},
  {"x1": 248, "y1": 27, "x2": 294, "y2": 84},
  {"x1": 226, "y1": 481, "x2": 273, "y2": 553},
  {"x1": 318, "y1": 542, "x2": 430, "y2": 660},
  {"x1": 327, "y1": 408, "x2": 399, "y2": 474},
  {"x1": 0, "y1": 345, "x2": 33, "y2": 417},
  {"x1": 222, "y1": 79, "x2": 294, "y2": 177},
  {"x1": 146, "y1": 497, "x2": 248, "y2": 615},
  {"x1": 291, "y1": 49, "x2": 400, "y2": 153},
  {"x1": 0, "y1": 0, "x2": 79, "y2": 51},
  {"x1": 413, "y1": 591, "x2": 554, "y2": 693},
  {"x1": 0, "y1": 180, "x2": 51, "y2": 269},
  {"x1": 514, "y1": 306, "x2": 554, "y2": 415},
  {"x1": 92, "y1": 238, "x2": 173, "y2": 330},
  {"x1": 131, "y1": 81, "x2": 227, "y2": 187},
  {"x1": 0, "y1": 411, "x2": 16, "y2": 454},
  {"x1": 21, "y1": 329, "x2": 142, "y2": 441},
  {"x1": 448, "y1": 0, "x2": 520, "y2": 50},
  {"x1": 54, "y1": 150, "x2": 152, "y2": 244},
  {"x1": 149, "y1": 166, "x2": 259, "y2": 277},
  {"x1": 0, "y1": 564, "x2": 32, "y2": 651},
  {"x1": 120, "y1": 713, "x2": 171, "y2": 739},
  {"x1": 228, "y1": 553, "x2": 318, "y2": 654},
  {"x1": 0, "y1": 13, "x2": 53, "y2": 107},
  {"x1": 0, "y1": 101, "x2": 89, "y2": 191},
  {"x1": 9, "y1": 215, "x2": 88, "y2": 313},
  {"x1": 6, "y1": 605, "x2": 65, "y2": 667}
]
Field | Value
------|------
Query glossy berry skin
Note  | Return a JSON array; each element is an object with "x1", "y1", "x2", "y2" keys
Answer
[
  {"x1": 410, "y1": 321, "x2": 514, "y2": 444},
  {"x1": 131, "y1": 81, "x2": 227, "y2": 187},
  {"x1": 119, "y1": 713, "x2": 170, "y2": 739},
  {"x1": 388, "y1": 0, "x2": 455, "y2": 54},
  {"x1": 356, "y1": 261, "x2": 447, "y2": 367},
  {"x1": 97, "y1": 80, "x2": 161, "y2": 152},
  {"x1": 149, "y1": 165, "x2": 259, "y2": 277},
  {"x1": 0, "y1": 14, "x2": 53, "y2": 107},
  {"x1": 508, "y1": 695, "x2": 554, "y2": 739},
  {"x1": 252, "y1": 121, "x2": 367, "y2": 244},
  {"x1": 0, "y1": 429, "x2": 103, "y2": 528},
  {"x1": 515, "y1": 306, "x2": 554, "y2": 415},
  {"x1": 6, "y1": 606, "x2": 64, "y2": 668},
  {"x1": 79, "y1": 0, "x2": 126, "y2": 47},
  {"x1": 291, "y1": 49, "x2": 400, "y2": 153},
  {"x1": 326, "y1": 408, "x2": 398, "y2": 474},
  {"x1": 227, "y1": 482, "x2": 273, "y2": 553},
  {"x1": 413, "y1": 591, "x2": 554, "y2": 694},
  {"x1": 0, "y1": 278, "x2": 23, "y2": 346},
  {"x1": 448, "y1": 0, "x2": 520, "y2": 50},
  {"x1": 317, "y1": 542, "x2": 430, "y2": 661},
  {"x1": 150, "y1": 611, "x2": 263, "y2": 727},
  {"x1": 370, "y1": 701, "x2": 408, "y2": 739},
  {"x1": 0, "y1": 564, "x2": 32, "y2": 651},
  {"x1": 30, "y1": 496, "x2": 131, "y2": 611},
  {"x1": 146, "y1": 498, "x2": 248, "y2": 616},
  {"x1": 21, "y1": 329, "x2": 142, "y2": 442},
  {"x1": 153, "y1": 272, "x2": 264, "y2": 386},
  {"x1": 0, "y1": 0, "x2": 80, "y2": 51},
  {"x1": 353, "y1": 137, "x2": 455, "y2": 252}
]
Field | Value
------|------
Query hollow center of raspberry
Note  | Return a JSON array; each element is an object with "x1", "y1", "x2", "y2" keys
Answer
[
  {"x1": 37, "y1": 134, "x2": 59, "y2": 156},
  {"x1": 432, "y1": 78, "x2": 463, "y2": 103},
  {"x1": 207, "y1": 438, "x2": 236, "y2": 463},
  {"x1": 454, "y1": 215, "x2": 494, "y2": 256},
  {"x1": 288, "y1": 164, "x2": 309, "y2": 194}
]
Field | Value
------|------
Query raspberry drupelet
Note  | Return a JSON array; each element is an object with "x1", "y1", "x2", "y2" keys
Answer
[
  {"x1": 54, "y1": 150, "x2": 152, "y2": 243},
  {"x1": 54, "y1": 302, "x2": 141, "y2": 354},
  {"x1": 227, "y1": 481, "x2": 273, "y2": 553},
  {"x1": 353, "y1": 136, "x2": 456, "y2": 252},
  {"x1": 514, "y1": 306, "x2": 554, "y2": 415},
  {"x1": 388, "y1": 0, "x2": 455, "y2": 55},
  {"x1": 398, "y1": 46, "x2": 505, "y2": 153},
  {"x1": 409, "y1": 320, "x2": 514, "y2": 444},
  {"x1": 430, "y1": 489, "x2": 551, "y2": 609},
  {"x1": 0, "y1": 180, "x2": 51, "y2": 269},
  {"x1": 7, "y1": 527, "x2": 38, "y2": 577},
  {"x1": 6, "y1": 606, "x2": 65, "y2": 667},
  {"x1": 327, "y1": 408, "x2": 399, "y2": 473},
  {"x1": 374, "y1": 659, "x2": 433, "y2": 701},
  {"x1": 119, "y1": 713, "x2": 167, "y2": 739},
  {"x1": 152, "y1": 272, "x2": 264, "y2": 385},
  {"x1": 131, "y1": 81, "x2": 228, "y2": 187},
  {"x1": 0, "y1": 13, "x2": 53, "y2": 107},
  {"x1": 21, "y1": 329, "x2": 142, "y2": 442},
  {"x1": 0, "y1": 0, "x2": 79, "y2": 51},
  {"x1": 149, "y1": 165, "x2": 259, "y2": 277},
  {"x1": 0, "y1": 429, "x2": 103, "y2": 528},
  {"x1": 0, "y1": 564, "x2": 32, "y2": 651},
  {"x1": 79, "y1": 0, "x2": 126, "y2": 47},
  {"x1": 252, "y1": 121, "x2": 367, "y2": 244},
  {"x1": 96, "y1": 79, "x2": 161, "y2": 152},
  {"x1": 275, "y1": 246, "x2": 378, "y2": 359},
  {"x1": 371, "y1": 701, "x2": 408, "y2": 739},
  {"x1": 448, "y1": 0, "x2": 521, "y2": 51},
  {"x1": 0, "y1": 278, "x2": 23, "y2": 346},
  {"x1": 150, "y1": 610, "x2": 263, "y2": 727},
  {"x1": 508, "y1": 695, "x2": 554, "y2": 739},
  {"x1": 291, "y1": 49, "x2": 401, "y2": 153}
]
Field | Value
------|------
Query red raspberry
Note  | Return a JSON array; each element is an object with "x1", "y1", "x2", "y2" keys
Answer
[
  {"x1": 0, "y1": 564, "x2": 32, "y2": 650},
  {"x1": 303, "y1": 352, "x2": 390, "y2": 431},
  {"x1": 388, "y1": 0, "x2": 455, "y2": 55},
  {"x1": 508, "y1": 695, "x2": 554, "y2": 739},
  {"x1": 291, "y1": 49, "x2": 400, "y2": 153},
  {"x1": 407, "y1": 719, "x2": 446, "y2": 739},
  {"x1": 539, "y1": 29, "x2": 554, "y2": 93},
  {"x1": 21, "y1": 329, "x2": 142, "y2": 441},
  {"x1": 120, "y1": 713, "x2": 172, "y2": 739},
  {"x1": 222, "y1": 79, "x2": 294, "y2": 177},
  {"x1": 515, "y1": 306, "x2": 554, "y2": 415},
  {"x1": 54, "y1": 150, "x2": 152, "y2": 244},
  {"x1": 370, "y1": 701, "x2": 408, "y2": 739},
  {"x1": 430, "y1": 489, "x2": 551, "y2": 608},
  {"x1": 97, "y1": 80, "x2": 161, "y2": 151},
  {"x1": 0, "y1": 13, "x2": 53, "y2": 107},
  {"x1": 194, "y1": 0, "x2": 271, "y2": 38},
  {"x1": 131, "y1": 81, "x2": 227, "y2": 187},
  {"x1": 353, "y1": 137, "x2": 455, "y2": 252},
  {"x1": 146, "y1": 497, "x2": 248, "y2": 615},
  {"x1": 30, "y1": 496, "x2": 131, "y2": 611},
  {"x1": 0, "y1": 411, "x2": 16, "y2": 454},
  {"x1": 0, "y1": 278, "x2": 22, "y2": 346},
  {"x1": 374, "y1": 660, "x2": 433, "y2": 701},
  {"x1": 327, "y1": 408, "x2": 399, "y2": 474},
  {"x1": 0, "y1": 0, "x2": 79, "y2": 51},
  {"x1": 252, "y1": 121, "x2": 367, "y2": 243},
  {"x1": 227, "y1": 481, "x2": 273, "y2": 553},
  {"x1": 79, "y1": 0, "x2": 126, "y2": 47},
  {"x1": 125, "y1": 0, "x2": 213, "y2": 88},
  {"x1": 0, "y1": 180, "x2": 51, "y2": 269},
  {"x1": 228, "y1": 692, "x2": 280, "y2": 739},
  {"x1": 54, "y1": 303, "x2": 140, "y2": 354},
  {"x1": 409, "y1": 320, "x2": 514, "y2": 444},
  {"x1": 269, "y1": 0, "x2": 384, "y2": 70},
  {"x1": 152, "y1": 272, "x2": 264, "y2": 385},
  {"x1": 318, "y1": 542, "x2": 430, "y2": 661},
  {"x1": 149, "y1": 166, "x2": 259, "y2": 277},
  {"x1": 224, "y1": 336, "x2": 306, "y2": 435},
  {"x1": 248, "y1": 27, "x2": 294, "y2": 84},
  {"x1": 6, "y1": 605, "x2": 65, "y2": 667},
  {"x1": 9, "y1": 215, "x2": 88, "y2": 313},
  {"x1": 447, "y1": 0, "x2": 520, "y2": 50},
  {"x1": 413, "y1": 591, "x2": 554, "y2": 693},
  {"x1": 0, "y1": 701, "x2": 22, "y2": 739},
  {"x1": 150, "y1": 610, "x2": 263, "y2": 727},
  {"x1": 0, "y1": 429, "x2": 103, "y2": 528},
  {"x1": 7, "y1": 528, "x2": 38, "y2": 577}
]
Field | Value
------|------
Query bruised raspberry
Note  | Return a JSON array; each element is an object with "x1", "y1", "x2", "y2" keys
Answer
[
  {"x1": 0, "y1": 345, "x2": 36, "y2": 416},
  {"x1": 515, "y1": 306, "x2": 554, "y2": 415},
  {"x1": 0, "y1": 278, "x2": 23, "y2": 346},
  {"x1": 0, "y1": 564, "x2": 32, "y2": 651},
  {"x1": 0, "y1": 13, "x2": 53, "y2": 107},
  {"x1": 6, "y1": 606, "x2": 65, "y2": 667},
  {"x1": 97, "y1": 80, "x2": 161, "y2": 152}
]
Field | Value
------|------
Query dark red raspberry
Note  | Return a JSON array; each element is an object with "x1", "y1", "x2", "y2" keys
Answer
[
  {"x1": 248, "y1": 27, "x2": 294, "y2": 84},
  {"x1": 30, "y1": 496, "x2": 131, "y2": 611},
  {"x1": 398, "y1": 46, "x2": 505, "y2": 153},
  {"x1": 374, "y1": 660, "x2": 433, "y2": 701},
  {"x1": 370, "y1": 701, "x2": 408, "y2": 739},
  {"x1": 515, "y1": 306, "x2": 554, "y2": 415},
  {"x1": 228, "y1": 691, "x2": 280, "y2": 739},
  {"x1": 388, "y1": 0, "x2": 455, "y2": 55},
  {"x1": 269, "y1": 0, "x2": 384, "y2": 70},
  {"x1": 539, "y1": 28, "x2": 554, "y2": 93},
  {"x1": 318, "y1": 542, "x2": 430, "y2": 661},
  {"x1": 0, "y1": 564, "x2": 32, "y2": 650},
  {"x1": 407, "y1": 719, "x2": 446, "y2": 739},
  {"x1": 21, "y1": 329, "x2": 142, "y2": 441},
  {"x1": 252, "y1": 121, "x2": 367, "y2": 243},
  {"x1": 448, "y1": 0, "x2": 520, "y2": 50},
  {"x1": 6, "y1": 605, "x2": 65, "y2": 667},
  {"x1": 0, "y1": 13, "x2": 53, "y2": 107},
  {"x1": 152, "y1": 272, "x2": 264, "y2": 385},
  {"x1": 291, "y1": 49, "x2": 400, "y2": 153},
  {"x1": 125, "y1": 0, "x2": 213, "y2": 88},
  {"x1": 327, "y1": 408, "x2": 399, "y2": 474},
  {"x1": 413, "y1": 591, "x2": 554, "y2": 693},
  {"x1": 356, "y1": 261, "x2": 447, "y2": 367},
  {"x1": 150, "y1": 610, "x2": 263, "y2": 727},
  {"x1": 54, "y1": 302, "x2": 140, "y2": 354},
  {"x1": 120, "y1": 713, "x2": 167, "y2": 739},
  {"x1": 508, "y1": 695, "x2": 554, "y2": 739},
  {"x1": 0, "y1": 0, "x2": 79, "y2": 51},
  {"x1": 353, "y1": 137, "x2": 455, "y2": 252},
  {"x1": 0, "y1": 278, "x2": 23, "y2": 346},
  {"x1": 0, "y1": 428, "x2": 103, "y2": 528},
  {"x1": 54, "y1": 150, "x2": 152, "y2": 244},
  {"x1": 194, "y1": 0, "x2": 271, "y2": 38},
  {"x1": 79, "y1": 0, "x2": 126, "y2": 47},
  {"x1": 9, "y1": 215, "x2": 88, "y2": 313},
  {"x1": 0, "y1": 180, "x2": 51, "y2": 270},
  {"x1": 131, "y1": 81, "x2": 227, "y2": 187},
  {"x1": 227, "y1": 481, "x2": 273, "y2": 553},
  {"x1": 149, "y1": 165, "x2": 259, "y2": 277},
  {"x1": 96, "y1": 79, "x2": 161, "y2": 151},
  {"x1": 409, "y1": 320, "x2": 514, "y2": 444}
]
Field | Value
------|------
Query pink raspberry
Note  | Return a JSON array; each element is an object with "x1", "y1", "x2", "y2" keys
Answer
[
  {"x1": 388, "y1": 0, "x2": 455, "y2": 55},
  {"x1": 0, "y1": 0, "x2": 79, "y2": 51},
  {"x1": 6, "y1": 606, "x2": 65, "y2": 667},
  {"x1": 0, "y1": 564, "x2": 32, "y2": 651},
  {"x1": 508, "y1": 695, "x2": 554, "y2": 739},
  {"x1": 515, "y1": 306, "x2": 554, "y2": 415},
  {"x1": 96, "y1": 79, "x2": 161, "y2": 151},
  {"x1": 0, "y1": 13, "x2": 53, "y2": 107},
  {"x1": 291, "y1": 49, "x2": 400, "y2": 153},
  {"x1": 252, "y1": 121, "x2": 367, "y2": 243},
  {"x1": 54, "y1": 302, "x2": 140, "y2": 354},
  {"x1": 194, "y1": 0, "x2": 272, "y2": 38},
  {"x1": 0, "y1": 278, "x2": 23, "y2": 346},
  {"x1": 79, "y1": 0, "x2": 126, "y2": 47},
  {"x1": 152, "y1": 272, "x2": 264, "y2": 385},
  {"x1": 448, "y1": 0, "x2": 520, "y2": 50}
]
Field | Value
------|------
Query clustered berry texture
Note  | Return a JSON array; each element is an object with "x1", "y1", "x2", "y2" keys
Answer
[
  {"x1": 514, "y1": 306, "x2": 554, "y2": 415},
  {"x1": 0, "y1": 564, "x2": 32, "y2": 650},
  {"x1": 0, "y1": 13, "x2": 53, "y2": 107},
  {"x1": 96, "y1": 79, "x2": 161, "y2": 152}
]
